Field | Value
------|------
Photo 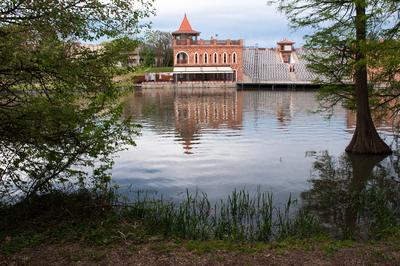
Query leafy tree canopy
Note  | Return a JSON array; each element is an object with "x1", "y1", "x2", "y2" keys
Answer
[
  {"x1": 279, "y1": 0, "x2": 399, "y2": 154},
  {"x1": 143, "y1": 30, "x2": 173, "y2": 67},
  {"x1": 0, "y1": 0, "x2": 154, "y2": 202},
  {"x1": 279, "y1": 0, "x2": 400, "y2": 114}
]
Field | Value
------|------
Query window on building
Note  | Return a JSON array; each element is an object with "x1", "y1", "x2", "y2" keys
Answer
[
  {"x1": 176, "y1": 52, "x2": 188, "y2": 64},
  {"x1": 284, "y1": 45, "x2": 292, "y2": 51},
  {"x1": 223, "y1": 53, "x2": 227, "y2": 64},
  {"x1": 204, "y1": 53, "x2": 208, "y2": 64},
  {"x1": 233, "y1": 52, "x2": 237, "y2": 64},
  {"x1": 194, "y1": 53, "x2": 199, "y2": 64},
  {"x1": 213, "y1": 53, "x2": 218, "y2": 64}
]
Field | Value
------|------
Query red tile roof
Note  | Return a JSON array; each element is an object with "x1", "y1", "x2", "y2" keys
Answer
[{"x1": 173, "y1": 14, "x2": 200, "y2": 35}]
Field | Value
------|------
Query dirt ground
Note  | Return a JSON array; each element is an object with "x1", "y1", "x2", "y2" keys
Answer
[{"x1": 1, "y1": 242, "x2": 399, "y2": 266}]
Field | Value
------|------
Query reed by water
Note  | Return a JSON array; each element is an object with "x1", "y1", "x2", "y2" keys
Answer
[
  {"x1": 2, "y1": 186, "x2": 399, "y2": 251},
  {"x1": 119, "y1": 189, "x2": 322, "y2": 241}
]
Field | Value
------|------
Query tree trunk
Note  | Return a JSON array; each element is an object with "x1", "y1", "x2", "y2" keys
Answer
[{"x1": 345, "y1": 1, "x2": 392, "y2": 155}]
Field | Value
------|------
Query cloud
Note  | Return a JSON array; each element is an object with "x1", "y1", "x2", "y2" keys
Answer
[{"x1": 149, "y1": 0, "x2": 307, "y2": 47}]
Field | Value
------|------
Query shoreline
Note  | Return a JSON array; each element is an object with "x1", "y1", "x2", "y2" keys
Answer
[
  {"x1": 136, "y1": 81, "x2": 320, "y2": 90},
  {"x1": 2, "y1": 190, "x2": 399, "y2": 265}
]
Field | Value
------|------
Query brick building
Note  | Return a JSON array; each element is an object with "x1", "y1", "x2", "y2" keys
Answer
[{"x1": 172, "y1": 15, "x2": 244, "y2": 82}]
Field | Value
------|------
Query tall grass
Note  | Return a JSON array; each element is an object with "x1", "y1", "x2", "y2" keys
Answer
[
  {"x1": 2, "y1": 187, "x2": 398, "y2": 247},
  {"x1": 119, "y1": 189, "x2": 322, "y2": 241}
]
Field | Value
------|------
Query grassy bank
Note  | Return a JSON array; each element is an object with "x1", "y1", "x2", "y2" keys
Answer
[
  {"x1": 118, "y1": 190, "x2": 322, "y2": 242},
  {"x1": 114, "y1": 67, "x2": 173, "y2": 87},
  {"x1": 1, "y1": 190, "x2": 399, "y2": 264},
  {"x1": 2, "y1": 234, "x2": 400, "y2": 265},
  {"x1": 139, "y1": 67, "x2": 173, "y2": 73}
]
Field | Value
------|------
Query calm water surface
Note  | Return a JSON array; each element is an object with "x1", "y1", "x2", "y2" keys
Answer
[{"x1": 113, "y1": 88, "x2": 396, "y2": 203}]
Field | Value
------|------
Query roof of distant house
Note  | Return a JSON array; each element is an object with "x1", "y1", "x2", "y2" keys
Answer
[
  {"x1": 173, "y1": 14, "x2": 200, "y2": 35},
  {"x1": 277, "y1": 38, "x2": 295, "y2": 45}
]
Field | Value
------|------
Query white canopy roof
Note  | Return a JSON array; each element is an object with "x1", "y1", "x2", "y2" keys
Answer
[{"x1": 173, "y1": 67, "x2": 234, "y2": 74}]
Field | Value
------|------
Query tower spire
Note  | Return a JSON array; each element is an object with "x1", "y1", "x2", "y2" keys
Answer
[{"x1": 173, "y1": 14, "x2": 200, "y2": 35}]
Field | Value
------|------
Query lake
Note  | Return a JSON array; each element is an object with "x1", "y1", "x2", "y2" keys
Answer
[{"x1": 113, "y1": 88, "x2": 397, "y2": 206}]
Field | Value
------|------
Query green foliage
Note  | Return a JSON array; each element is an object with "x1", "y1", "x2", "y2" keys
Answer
[
  {"x1": 140, "y1": 67, "x2": 174, "y2": 73},
  {"x1": 120, "y1": 189, "x2": 323, "y2": 242},
  {"x1": 0, "y1": 0, "x2": 154, "y2": 40},
  {"x1": 322, "y1": 240, "x2": 353, "y2": 257},
  {"x1": 0, "y1": 189, "x2": 322, "y2": 255},
  {"x1": 302, "y1": 151, "x2": 400, "y2": 240},
  {"x1": 1, "y1": 189, "x2": 399, "y2": 256},
  {"x1": 143, "y1": 30, "x2": 174, "y2": 67},
  {"x1": 141, "y1": 46, "x2": 156, "y2": 67},
  {"x1": 0, "y1": 0, "x2": 153, "y2": 201},
  {"x1": 0, "y1": 190, "x2": 116, "y2": 254},
  {"x1": 279, "y1": 0, "x2": 400, "y2": 114}
]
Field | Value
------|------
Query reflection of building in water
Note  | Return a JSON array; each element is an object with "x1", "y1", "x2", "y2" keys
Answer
[
  {"x1": 243, "y1": 91, "x2": 320, "y2": 128},
  {"x1": 346, "y1": 110, "x2": 357, "y2": 130},
  {"x1": 123, "y1": 88, "x2": 244, "y2": 154},
  {"x1": 346, "y1": 109, "x2": 399, "y2": 133},
  {"x1": 276, "y1": 94, "x2": 293, "y2": 127},
  {"x1": 174, "y1": 88, "x2": 243, "y2": 154}
]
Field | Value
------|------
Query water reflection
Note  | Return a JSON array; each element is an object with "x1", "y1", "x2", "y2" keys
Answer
[
  {"x1": 124, "y1": 88, "x2": 243, "y2": 154},
  {"x1": 116, "y1": 89, "x2": 397, "y2": 203},
  {"x1": 123, "y1": 89, "x2": 341, "y2": 155},
  {"x1": 116, "y1": 88, "x2": 400, "y2": 238},
  {"x1": 346, "y1": 108, "x2": 400, "y2": 135},
  {"x1": 302, "y1": 150, "x2": 400, "y2": 239},
  {"x1": 174, "y1": 90, "x2": 243, "y2": 154}
]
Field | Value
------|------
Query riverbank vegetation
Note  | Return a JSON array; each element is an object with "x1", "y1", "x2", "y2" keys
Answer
[
  {"x1": 4, "y1": 145, "x2": 399, "y2": 262},
  {"x1": 1, "y1": 188, "x2": 399, "y2": 264},
  {"x1": 1, "y1": 1, "x2": 400, "y2": 264},
  {"x1": 3, "y1": 148, "x2": 400, "y2": 251},
  {"x1": 0, "y1": 0, "x2": 153, "y2": 202},
  {"x1": 114, "y1": 66, "x2": 173, "y2": 87}
]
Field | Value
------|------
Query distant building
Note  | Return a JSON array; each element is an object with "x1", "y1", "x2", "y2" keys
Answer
[
  {"x1": 79, "y1": 43, "x2": 142, "y2": 67},
  {"x1": 125, "y1": 47, "x2": 142, "y2": 67},
  {"x1": 242, "y1": 39, "x2": 322, "y2": 85},
  {"x1": 277, "y1": 38, "x2": 296, "y2": 64},
  {"x1": 172, "y1": 14, "x2": 244, "y2": 82},
  {"x1": 79, "y1": 43, "x2": 104, "y2": 52}
]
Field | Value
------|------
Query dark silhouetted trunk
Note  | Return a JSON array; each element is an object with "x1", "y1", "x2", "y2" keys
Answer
[
  {"x1": 344, "y1": 154, "x2": 387, "y2": 236},
  {"x1": 345, "y1": 1, "x2": 392, "y2": 155}
]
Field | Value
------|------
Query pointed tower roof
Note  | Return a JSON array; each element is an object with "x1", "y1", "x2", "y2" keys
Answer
[{"x1": 173, "y1": 14, "x2": 200, "y2": 35}]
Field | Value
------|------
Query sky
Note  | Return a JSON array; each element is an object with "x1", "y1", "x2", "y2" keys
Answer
[{"x1": 149, "y1": 0, "x2": 308, "y2": 48}]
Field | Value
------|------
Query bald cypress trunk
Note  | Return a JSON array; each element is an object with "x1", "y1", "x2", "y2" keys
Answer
[{"x1": 345, "y1": 2, "x2": 392, "y2": 155}]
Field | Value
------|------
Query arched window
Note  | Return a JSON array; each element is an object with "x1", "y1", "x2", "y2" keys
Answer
[
  {"x1": 194, "y1": 53, "x2": 199, "y2": 64},
  {"x1": 176, "y1": 52, "x2": 189, "y2": 64},
  {"x1": 232, "y1": 52, "x2": 237, "y2": 64},
  {"x1": 223, "y1": 52, "x2": 228, "y2": 64},
  {"x1": 213, "y1": 52, "x2": 218, "y2": 64},
  {"x1": 204, "y1": 52, "x2": 208, "y2": 64}
]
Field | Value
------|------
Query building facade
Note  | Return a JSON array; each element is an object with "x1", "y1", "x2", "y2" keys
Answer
[
  {"x1": 172, "y1": 15, "x2": 244, "y2": 82},
  {"x1": 79, "y1": 43, "x2": 142, "y2": 67}
]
